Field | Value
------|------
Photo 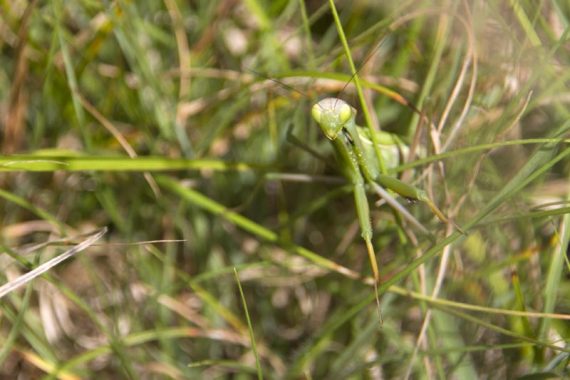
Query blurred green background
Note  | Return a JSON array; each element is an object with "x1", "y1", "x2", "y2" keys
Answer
[{"x1": 0, "y1": 0, "x2": 569, "y2": 378}]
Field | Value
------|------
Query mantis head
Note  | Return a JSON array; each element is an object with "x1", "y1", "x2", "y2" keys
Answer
[{"x1": 311, "y1": 98, "x2": 355, "y2": 140}]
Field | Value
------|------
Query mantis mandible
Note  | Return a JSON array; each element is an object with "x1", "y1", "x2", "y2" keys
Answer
[{"x1": 311, "y1": 97, "x2": 450, "y2": 285}]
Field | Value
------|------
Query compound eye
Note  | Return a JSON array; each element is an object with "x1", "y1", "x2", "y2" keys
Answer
[
  {"x1": 311, "y1": 104, "x2": 322, "y2": 124},
  {"x1": 338, "y1": 103, "x2": 352, "y2": 123}
]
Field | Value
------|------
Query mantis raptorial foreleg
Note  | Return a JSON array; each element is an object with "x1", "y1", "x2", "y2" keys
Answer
[{"x1": 311, "y1": 97, "x2": 453, "y2": 287}]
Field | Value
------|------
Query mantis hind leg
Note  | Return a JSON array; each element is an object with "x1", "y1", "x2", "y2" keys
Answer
[
  {"x1": 375, "y1": 173, "x2": 465, "y2": 234},
  {"x1": 369, "y1": 181, "x2": 430, "y2": 237}
]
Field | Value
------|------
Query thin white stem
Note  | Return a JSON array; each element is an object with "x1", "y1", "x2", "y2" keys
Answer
[{"x1": 370, "y1": 182, "x2": 429, "y2": 236}]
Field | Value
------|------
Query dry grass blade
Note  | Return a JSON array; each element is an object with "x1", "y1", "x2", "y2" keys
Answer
[{"x1": 0, "y1": 227, "x2": 107, "y2": 299}]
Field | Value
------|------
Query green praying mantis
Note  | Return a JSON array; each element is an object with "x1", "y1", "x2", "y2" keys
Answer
[{"x1": 310, "y1": 97, "x2": 452, "y2": 285}]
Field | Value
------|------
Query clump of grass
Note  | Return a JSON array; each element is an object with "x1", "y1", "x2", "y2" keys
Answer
[{"x1": 0, "y1": 1, "x2": 569, "y2": 378}]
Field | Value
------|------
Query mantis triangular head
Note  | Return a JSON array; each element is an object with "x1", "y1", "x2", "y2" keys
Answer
[{"x1": 311, "y1": 98, "x2": 356, "y2": 140}]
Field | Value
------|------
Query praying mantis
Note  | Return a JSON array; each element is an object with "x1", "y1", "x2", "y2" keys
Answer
[{"x1": 310, "y1": 97, "x2": 452, "y2": 285}]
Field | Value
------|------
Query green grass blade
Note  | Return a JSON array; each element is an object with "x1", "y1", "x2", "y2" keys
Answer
[{"x1": 234, "y1": 268, "x2": 263, "y2": 380}]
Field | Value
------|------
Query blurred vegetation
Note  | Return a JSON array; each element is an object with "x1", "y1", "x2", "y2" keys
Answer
[{"x1": 0, "y1": 0, "x2": 569, "y2": 378}]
